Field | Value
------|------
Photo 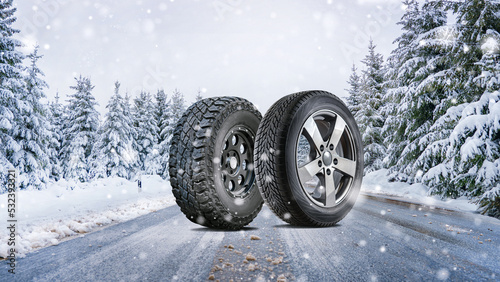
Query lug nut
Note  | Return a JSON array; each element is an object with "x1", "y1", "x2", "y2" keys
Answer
[{"x1": 329, "y1": 144, "x2": 334, "y2": 150}]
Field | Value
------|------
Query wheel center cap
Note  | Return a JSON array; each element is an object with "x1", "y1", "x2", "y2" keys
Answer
[
  {"x1": 229, "y1": 156, "x2": 238, "y2": 169},
  {"x1": 322, "y1": 151, "x2": 333, "y2": 166}
]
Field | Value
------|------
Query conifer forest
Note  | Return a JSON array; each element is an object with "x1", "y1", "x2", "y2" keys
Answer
[{"x1": 1, "y1": 0, "x2": 499, "y2": 218}]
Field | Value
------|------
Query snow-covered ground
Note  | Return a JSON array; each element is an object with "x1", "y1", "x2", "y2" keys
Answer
[
  {"x1": 0, "y1": 175, "x2": 175, "y2": 258},
  {"x1": 361, "y1": 169, "x2": 478, "y2": 212}
]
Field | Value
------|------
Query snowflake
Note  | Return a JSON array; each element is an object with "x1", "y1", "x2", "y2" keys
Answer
[
  {"x1": 205, "y1": 129, "x2": 212, "y2": 138},
  {"x1": 436, "y1": 269, "x2": 450, "y2": 280},
  {"x1": 224, "y1": 213, "x2": 233, "y2": 222},
  {"x1": 196, "y1": 216, "x2": 206, "y2": 225},
  {"x1": 481, "y1": 37, "x2": 499, "y2": 54},
  {"x1": 260, "y1": 153, "x2": 268, "y2": 162},
  {"x1": 234, "y1": 198, "x2": 244, "y2": 206},
  {"x1": 265, "y1": 175, "x2": 272, "y2": 183}
]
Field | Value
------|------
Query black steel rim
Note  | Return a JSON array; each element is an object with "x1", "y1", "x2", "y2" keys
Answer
[{"x1": 219, "y1": 126, "x2": 256, "y2": 198}]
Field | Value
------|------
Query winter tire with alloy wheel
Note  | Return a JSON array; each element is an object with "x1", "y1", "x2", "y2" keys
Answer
[
  {"x1": 169, "y1": 97, "x2": 263, "y2": 230},
  {"x1": 254, "y1": 91, "x2": 363, "y2": 226}
]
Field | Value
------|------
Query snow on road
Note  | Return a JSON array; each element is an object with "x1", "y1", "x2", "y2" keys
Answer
[
  {"x1": 361, "y1": 169, "x2": 478, "y2": 213},
  {"x1": 0, "y1": 175, "x2": 175, "y2": 258},
  {"x1": 0, "y1": 169, "x2": 484, "y2": 259}
]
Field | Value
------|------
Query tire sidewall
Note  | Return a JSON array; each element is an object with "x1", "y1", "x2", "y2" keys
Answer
[
  {"x1": 213, "y1": 109, "x2": 263, "y2": 217},
  {"x1": 285, "y1": 94, "x2": 363, "y2": 224}
]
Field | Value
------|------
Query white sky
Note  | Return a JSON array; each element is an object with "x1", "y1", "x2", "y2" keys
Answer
[{"x1": 13, "y1": 0, "x2": 405, "y2": 114}]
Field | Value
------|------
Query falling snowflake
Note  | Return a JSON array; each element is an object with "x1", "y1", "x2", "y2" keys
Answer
[
  {"x1": 196, "y1": 216, "x2": 206, "y2": 225},
  {"x1": 436, "y1": 269, "x2": 450, "y2": 280},
  {"x1": 234, "y1": 198, "x2": 244, "y2": 206},
  {"x1": 224, "y1": 213, "x2": 232, "y2": 222},
  {"x1": 205, "y1": 129, "x2": 212, "y2": 138},
  {"x1": 265, "y1": 175, "x2": 272, "y2": 183},
  {"x1": 481, "y1": 37, "x2": 499, "y2": 54},
  {"x1": 260, "y1": 153, "x2": 269, "y2": 162}
]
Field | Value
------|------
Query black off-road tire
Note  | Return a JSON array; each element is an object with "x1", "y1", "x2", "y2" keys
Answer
[
  {"x1": 254, "y1": 91, "x2": 363, "y2": 227},
  {"x1": 169, "y1": 97, "x2": 263, "y2": 230}
]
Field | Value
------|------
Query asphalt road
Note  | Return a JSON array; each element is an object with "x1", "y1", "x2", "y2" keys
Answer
[{"x1": 3, "y1": 194, "x2": 500, "y2": 281}]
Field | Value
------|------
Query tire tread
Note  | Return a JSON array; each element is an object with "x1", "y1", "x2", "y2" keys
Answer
[{"x1": 169, "y1": 97, "x2": 263, "y2": 230}]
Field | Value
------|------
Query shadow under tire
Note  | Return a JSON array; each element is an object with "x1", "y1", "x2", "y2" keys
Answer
[
  {"x1": 169, "y1": 97, "x2": 263, "y2": 230},
  {"x1": 254, "y1": 91, "x2": 363, "y2": 227}
]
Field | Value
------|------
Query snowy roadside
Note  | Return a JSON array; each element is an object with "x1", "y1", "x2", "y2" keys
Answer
[
  {"x1": 361, "y1": 169, "x2": 478, "y2": 213},
  {"x1": 0, "y1": 175, "x2": 175, "y2": 258}
]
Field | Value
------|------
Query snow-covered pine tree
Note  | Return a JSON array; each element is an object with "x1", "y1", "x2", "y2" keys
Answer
[
  {"x1": 123, "y1": 91, "x2": 139, "y2": 177},
  {"x1": 93, "y1": 82, "x2": 137, "y2": 179},
  {"x1": 132, "y1": 91, "x2": 158, "y2": 173},
  {"x1": 195, "y1": 90, "x2": 203, "y2": 102},
  {"x1": 155, "y1": 89, "x2": 186, "y2": 179},
  {"x1": 155, "y1": 89, "x2": 171, "y2": 178},
  {"x1": 418, "y1": 0, "x2": 500, "y2": 217},
  {"x1": 0, "y1": 0, "x2": 23, "y2": 192},
  {"x1": 10, "y1": 46, "x2": 53, "y2": 190},
  {"x1": 382, "y1": 0, "x2": 421, "y2": 172},
  {"x1": 346, "y1": 64, "x2": 362, "y2": 117},
  {"x1": 382, "y1": 0, "x2": 448, "y2": 180},
  {"x1": 356, "y1": 39, "x2": 386, "y2": 173},
  {"x1": 170, "y1": 89, "x2": 186, "y2": 123},
  {"x1": 60, "y1": 76, "x2": 100, "y2": 182},
  {"x1": 167, "y1": 89, "x2": 186, "y2": 137},
  {"x1": 155, "y1": 89, "x2": 170, "y2": 145},
  {"x1": 47, "y1": 92, "x2": 64, "y2": 180}
]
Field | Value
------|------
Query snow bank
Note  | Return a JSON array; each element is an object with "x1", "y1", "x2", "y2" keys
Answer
[
  {"x1": 361, "y1": 169, "x2": 478, "y2": 212},
  {"x1": 0, "y1": 175, "x2": 175, "y2": 258}
]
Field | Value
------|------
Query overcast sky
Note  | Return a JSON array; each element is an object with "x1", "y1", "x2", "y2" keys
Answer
[{"x1": 13, "y1": 0, "x2": 404, "y2": 114}]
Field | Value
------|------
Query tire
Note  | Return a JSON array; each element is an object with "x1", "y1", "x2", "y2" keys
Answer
[
  {"x1": 254, "y1": 91, "x2": 363, "y2": 227},
  {"x1": 169, "y1": 97, "x2": 263, "y2": 230}
]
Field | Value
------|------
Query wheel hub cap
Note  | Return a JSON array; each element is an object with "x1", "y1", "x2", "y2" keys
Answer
[
  {"x1": 229, "y1": 156, "x2": 238, "y2": 170},
  {"x1": 322, "y1": 151, "x2": 332, "y2": 166}
]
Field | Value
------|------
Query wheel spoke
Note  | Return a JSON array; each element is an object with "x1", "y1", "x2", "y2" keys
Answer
[
  {"x1": 324, "y1": 173, "x2": 336, "y2": 206},
  {"x1": 333, "y1": 156, "x2": 356, "y2": 177},
  {"x1": 303, "y1": 116, "x2": 324, "y2": 153},
  {"x1": 298, "y1": 157, "x2": 322, "y2": 184},
  {"x1": 328, "y1": 116, "x2": 346, "y2": 149},
  {"x1": 241, "y1": 150, "x2": 252, "y2": 163}
]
